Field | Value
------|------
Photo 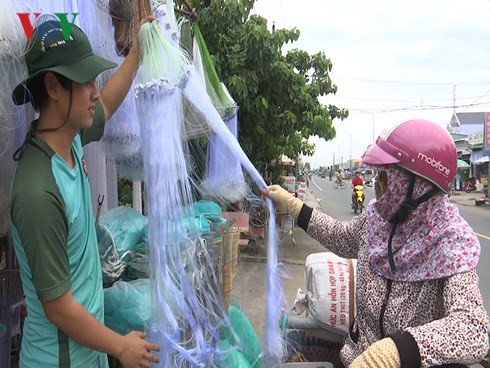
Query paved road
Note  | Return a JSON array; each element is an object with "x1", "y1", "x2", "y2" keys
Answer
[{"x1": 309, "y1": 175, "x2": 490, "y2": 312}]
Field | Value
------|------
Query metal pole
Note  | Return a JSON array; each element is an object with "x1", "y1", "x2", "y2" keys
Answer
[
  {"x1": 372, "y1": 113, "x2": 375, "y2": 142},
  {"x1": 133, "y1": 181, "x2": 143, "y2": 214},
  {"x1": 338, "y1": 145, "x2": 341, "y2": 169},
  {"x1": 349, "y1": 133, "x2": 352, "y2": 171}
]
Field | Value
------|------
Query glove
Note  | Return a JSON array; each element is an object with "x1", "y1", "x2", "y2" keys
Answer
[
  {"x1": 263, "y1": 185, "x2": 303, "y2": 219},
  {"x1": 349, "y1": 338, "x2": 400, "y2": 368}
]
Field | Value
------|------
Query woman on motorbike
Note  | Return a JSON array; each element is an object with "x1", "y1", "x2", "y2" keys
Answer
[
  {"x1": 351, "y1": 170, "x2": 365, "y2": 209},
  {"x1": 264, "y1": 119, "x2": 488, "y2": 368}
]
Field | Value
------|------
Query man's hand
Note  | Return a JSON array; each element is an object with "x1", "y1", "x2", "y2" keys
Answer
[
  {"x1": 100, "y1": 15, "x2": 157, "y2": 121},
  {"x1": 42, "y1": 292, "x2": 161, "y2": 367},
  {"x1": 349, "y1": 338, "x2": 400, "y2": 368},
  {"x1": 262, "y1": 185, "x2": 303, "y2": 218},
  {"x1": 129, "y1": 16, "x2": 157, "y2": 60},
  {"x1": 116, "y1": 331, "x2": 160, "y2": 368}
]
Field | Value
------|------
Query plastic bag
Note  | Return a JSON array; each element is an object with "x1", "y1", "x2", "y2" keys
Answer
[
  {"x1": 104, "y1": 279, "x2": 151, "y2": 335},
  {"x1": 97, "y1": 206, "x2": 147, "y2": 285},
  {"x1": 293, "y1": 252, "x2": 357, "y2": 334},
  {"x1": 220, "y1": 302, "x2": 262, "y2": 366},
  {"x1": 219, "y1": 338, "x2": 252, "y2": 368},
  {"x1": 194, "y1": 200, "x2": 223, "y2": 221}
]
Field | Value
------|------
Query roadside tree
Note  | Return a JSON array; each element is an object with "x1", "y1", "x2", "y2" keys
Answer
[{"x1": 187, "y1": 0, "x2": 348, "y2": 181}]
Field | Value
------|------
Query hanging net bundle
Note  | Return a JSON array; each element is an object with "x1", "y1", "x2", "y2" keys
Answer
[
  {"x1": 0, "y1": 1, "x2": 42, "y2": 235},
  {"x1": 135, "y1": 20, "x2": 233, "y2": 367},
  {"x1": 191, "y1": 25, "x2": 248, "y2": 203},
  {"x1": 181, "y1": 65, "x2": 286, "y2": 366}
]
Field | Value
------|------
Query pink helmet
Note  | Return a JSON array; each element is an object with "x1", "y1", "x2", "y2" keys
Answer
[{"x1": 362, "y1": 119, "x2": 457, "y2": 193}]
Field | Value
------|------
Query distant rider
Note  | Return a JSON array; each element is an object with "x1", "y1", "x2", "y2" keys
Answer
[
  {"x1": 351, "y1": 170, "x2": 365, "y2": 207},
  {"x1": 335, "y1": 170, "x2": 343, "y2": 185}
]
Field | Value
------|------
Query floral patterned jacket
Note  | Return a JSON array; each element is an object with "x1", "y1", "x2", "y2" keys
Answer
[{"x1": 297, "y1": 206, "x2": 489, "y2": 368}]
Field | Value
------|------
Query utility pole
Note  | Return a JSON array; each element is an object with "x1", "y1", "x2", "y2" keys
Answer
[
  {"x1": 372, "y1": 113, "x2": 376, "y2": 143},
  {"x1": 338, "y1": 145, "x2": 341, "y2": 169},
  {"x1": 453, "y1": 85, "x2": 456, "y2": 113},
  {"x1": 349, "y1": 133, "x2": 352, "y2": 171},
  {"x1": 486, "y1": 113, "x2": 490, "y2": 199}
]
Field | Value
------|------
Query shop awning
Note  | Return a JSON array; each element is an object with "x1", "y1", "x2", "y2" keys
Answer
[{"x1": 474, "y1": 156, "x2": 489, "y2": 164}]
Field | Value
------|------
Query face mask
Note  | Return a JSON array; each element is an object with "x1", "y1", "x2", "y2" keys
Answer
[{"x1": 375, "y1": 170, "x2": 388, "y2": 200}]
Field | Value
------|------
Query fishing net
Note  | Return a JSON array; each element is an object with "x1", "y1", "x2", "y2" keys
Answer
[
  {"x1": 101, "y1": 84, "x2": 144, "y2": 180},
  {"x1": 0, "y1": 0, "x2": 30, "y2": 236},
  {"x1": 190, "y1": 25, "x2": 248, "y2": 203},
  {"x1": 97, "y1": 206, "x2": 147, "y2": 286},
  {"x1": 124, "y1": 241, "x2": 149, "y2": 280},
  {"x1": 219, "y1": 338, "x2": 252, "y2": 368},
  {"x1": 104, "y1": 279, "x2": 151, "y2": 335},
  {"x1": 222, "y1": 302, "x2": 263, "y2": 366},
  {"x1": 58, "y1": 4, "x2": 285, "y2": 366},
  {"x1": 182, "y1": 63, "x2": 284, "y2": 368}
]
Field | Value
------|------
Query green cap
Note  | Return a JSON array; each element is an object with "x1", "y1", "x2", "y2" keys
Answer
[{"x1": 12, "y1": 20, "x2": 117, "y2": 105}]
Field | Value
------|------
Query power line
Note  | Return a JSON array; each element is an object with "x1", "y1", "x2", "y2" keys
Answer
[
  {"x1": 348, "y1": 100, "x2": 490, "y2": 114},
  {"x1": 334, "y1": 76, "x2": 490, "y2": 87},
  {"x1": 460, "y1": 90, "x2": 490, "y2": 113},
  {"x1": 331, "y1": 94, "x2": 490, "y2": 104}
]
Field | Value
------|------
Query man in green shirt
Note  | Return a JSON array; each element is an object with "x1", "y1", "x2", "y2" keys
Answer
[{"x1": 9, "y1": 19, "x2": 159, "y2": 368}]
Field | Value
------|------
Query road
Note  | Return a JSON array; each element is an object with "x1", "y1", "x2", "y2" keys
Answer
[{"x1": 309, "y1": 175, "x2": 490, "y2": 312}]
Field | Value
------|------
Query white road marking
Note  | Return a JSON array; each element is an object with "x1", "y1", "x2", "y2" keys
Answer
[
  {"x1": 476, "y1": 232, "x2": 490, "y2": 241},
  {"x1": 312, "y1": 178, "x2": 323, "y2": 191}
]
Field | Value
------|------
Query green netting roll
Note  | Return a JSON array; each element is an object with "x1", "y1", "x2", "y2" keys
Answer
[
  {"x1": 104, "y1": 279, "x2": 151, "y2": 335},
  {"x1": 220, "y1": 302, "x2": 263, "y2": 366},
  {"x1": 192, "y1": 24, "x2": 235, "y2": 114},
  {"x1": 219, "y1": 338, "x2": 252, "y2": 368}
]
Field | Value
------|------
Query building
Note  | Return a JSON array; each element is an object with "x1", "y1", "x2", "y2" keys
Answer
[{"x1": 448, "y1": 111, "x2": 489, "y2": 189}]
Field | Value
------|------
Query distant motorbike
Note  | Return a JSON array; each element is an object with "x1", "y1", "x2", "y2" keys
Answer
[{"x1": 352, "y1": 185, "x2": 364, "y2": 214}]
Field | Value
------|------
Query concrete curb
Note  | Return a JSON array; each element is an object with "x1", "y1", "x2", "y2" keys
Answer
[
  {"x1": 449, "y1": 193, "x2": 490, "y2": 209},
  {"x1": 240, "y1": 254, "x2": 307, "y2": 266},
  {"x1": 449, "y1": 198, "x2": 479, "y2": 207}
]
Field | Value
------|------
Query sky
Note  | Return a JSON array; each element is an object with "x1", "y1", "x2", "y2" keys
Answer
[{"x1": 252, "y1": 0, "x2": 490, "y2": 169}]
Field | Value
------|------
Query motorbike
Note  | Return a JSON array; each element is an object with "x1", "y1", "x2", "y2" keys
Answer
[
  {"x1": 282, "y1": 250, "x2": 490, "y2": 368},
  {"x1": 282, "y1": 252, "x2": 354, "y2": 367},
  {"x1": 352, "y1": 185, "x2": 364, "y2": 213}
]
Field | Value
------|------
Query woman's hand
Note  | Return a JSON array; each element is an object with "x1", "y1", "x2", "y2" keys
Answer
[
  {"x1": 349, "y1": 338, "x2": 400, "y2": 368},
  {"x1": 262, "y1": 185, "x2": 303, "y2": 218}
]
